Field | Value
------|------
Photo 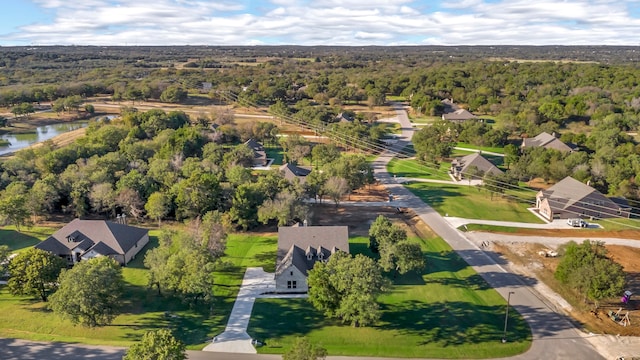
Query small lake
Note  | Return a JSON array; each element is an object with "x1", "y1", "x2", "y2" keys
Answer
[{"x1": 0, "y1": 121, "x2": 89, "y2": 156}]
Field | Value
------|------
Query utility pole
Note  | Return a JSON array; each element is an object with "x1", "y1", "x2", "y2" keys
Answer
[{"x1": 502, "y1": 291, "x2": 515, "y2": 343}]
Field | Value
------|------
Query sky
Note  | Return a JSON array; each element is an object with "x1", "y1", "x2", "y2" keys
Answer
[{"x1": 1, "y1": 0, "x2": 640, "y2": 46}]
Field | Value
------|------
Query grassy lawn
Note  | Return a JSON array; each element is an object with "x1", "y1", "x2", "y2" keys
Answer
[
  {"x1": 455, "y1": 142, "x2": 505, "y2": 154},
  {"x1": 0, "y1": 226, "x2": 55, "y2": 252},
  {"x1": 409, "y1": 115, "x2": 440, "y2": 124},
  {"x1": 406, "y1": 182, "x2": 543, "y2": 223},
  {"x1": 0, "y1": 225, "x2": 278, "y2": 349},
  {"x1": 248, "y1": 236, "x2": 531, "y2": 358},
  {"x1": 265, "y1": 146, "x2": 284, "y2": 166},
  {"x1": 387, "y1": 158, "x2": 452, "y2": 181}
]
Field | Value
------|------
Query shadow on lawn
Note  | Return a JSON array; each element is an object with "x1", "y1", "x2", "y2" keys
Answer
[
  {"x1": 0, "y1": 229, "x2": 41, "y2": 251},
  {"x1": 248, "y1": 299, "x2": 325, "y2": 346},
  {"x1": 380, "y1": 300, "x2": 532, "y2": 346}
]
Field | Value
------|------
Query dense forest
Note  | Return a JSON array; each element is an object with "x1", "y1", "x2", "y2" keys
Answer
[{"x1": 1, "y1": 45, "x2": 640, "y2": 225}]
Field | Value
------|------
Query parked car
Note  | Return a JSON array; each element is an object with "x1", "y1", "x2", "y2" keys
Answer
[{"x1": 567, "y1": 218, "x2": 588, "y2": 227}]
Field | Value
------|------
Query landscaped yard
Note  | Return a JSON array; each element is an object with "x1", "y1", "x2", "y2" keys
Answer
[
  {"x1": 406, "y1": 182, "x2": 543, "y2": 223},
  {"x1": 455, "y1": 142, "x2": 505, "y2": 154},
  {"x1": 387, "y1": 158, "x2": 452, "y2": 181},
  {"x1": 248, "y1": 236, "x2": 531, "y2": 358},
  {"x1": 0, "y1": 226, "x2": 277, "y2": 349}
]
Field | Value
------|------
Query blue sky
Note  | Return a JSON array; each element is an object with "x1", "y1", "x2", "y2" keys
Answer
[{"x1": 1, "y1": 0, "x2": 639, "y2": 46}]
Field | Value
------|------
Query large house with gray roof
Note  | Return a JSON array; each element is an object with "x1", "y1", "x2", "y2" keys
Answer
[
  {"x1": 535, "y1": 176, "x2": 630, "y2": 221},
  {"x1": 279, "y1": 163, "x2": 312, "y2": 184},
  {"x1": 275, "y1": 225, "x2": 349, "y2": 293},
  {"x1": 450, "y1": 153, "x2": 503, "y2": 181},
  {"x1": 521, "y1": 132, "x2": 574, "y2": 152},
  {"x1": 35, "y1": 219, "x2": 149, "y2": 266},
  {"x1": 244, "y1": 138, "x2": 268, "y2": 167}
]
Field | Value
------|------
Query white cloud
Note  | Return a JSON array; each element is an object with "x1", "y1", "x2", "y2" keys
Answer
[{"x1": 4, "y1": 0, "x2": 640, "y2": 45}]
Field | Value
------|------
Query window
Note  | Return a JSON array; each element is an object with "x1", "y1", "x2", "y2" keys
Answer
[
  {"x1": 287, "y1": 280, "x2": 297, "y2": 289},
  {"x1": 290, "y1": 271, "x2": 293, "y2": 276}
]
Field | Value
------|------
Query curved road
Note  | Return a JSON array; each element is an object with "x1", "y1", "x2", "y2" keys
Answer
[{"x1": 372, "y1": 104, "x2": 603, "y2": 360}]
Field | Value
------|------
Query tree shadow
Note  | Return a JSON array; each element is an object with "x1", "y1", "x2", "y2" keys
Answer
[
  {"x1": 0, "y1": 338, "x2": 125, "y2": 360},
  {"x1": 248, "y1": 298, "x2": 327, "y2": 346},
  {"x1": 252, "y1": 250, "x2": 277, "y2": 272},
  {"x1": 455, "y1": 249, "x2": 510, "y2": 266},
  {"x1": 0, "y1": 229, "x2": 41, "y2": 251},
  {"x1": 379, "y1": 300, "x2": 532, "y2": 347}
]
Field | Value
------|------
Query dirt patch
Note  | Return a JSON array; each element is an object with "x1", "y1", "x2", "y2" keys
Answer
[
  {"x1": 493, "y1": 241, "x2": 640, "y2": 336},
  {"x1": 479, "y1": 227, "x2": 640, "y2": 240},
  {"x1": 343, "y1": 183, "x2": 390, "y2": 202}
]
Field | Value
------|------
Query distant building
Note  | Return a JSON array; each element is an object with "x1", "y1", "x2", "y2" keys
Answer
[
  {"x1": 279, "y1": 163, "x2": 312, "y2": 184},
  {"x1": 35, "y1": 219, "x2": 149, "y2": 266},
  {"x1": 450, "y1": 153, "x2": 503, "y2": 181},
  {"x1": 275, "y1": 225, "x2": 349, "y2": 293},
  {"x1": 535, "y1": 176, "x2": 630, "y2": 221},
  {"x1": 521, "y1": 132, "x2": 573, "y2": 152},
  {"x1": 442, "y1": 109, "x2": 477, "y2": 123},
  {"x1": 335, "y1": 112, "x2": 355, "y2": 123},
  {"x1": 244, "y1": 138, "x2": 267, "y2": 166}
]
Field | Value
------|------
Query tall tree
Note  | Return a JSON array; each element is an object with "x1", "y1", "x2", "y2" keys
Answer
[
  {"x1": 8, "y1": 248, "x2": 67, "y2": 301},
  {"x1": 323, "y1": 176, "x2": 349, "y2": 207},
  {"x1": 49, "y1": 256, "x2": 124, "y2": 327},
  {"x1": 369, "y1": 216, "x2": 424, "y2": 275},
  {"x1": 0, "y1": 182, "x2": 31, "y2": 231},
  {"x1": 145, "y1": 192, "x2": 172, "y2": 226},
  {"x1": 307, "y1": 252, "x2": 389, "y2": 327},
  {"x1": 124, "y1": 329, "x2": 186, "y2": 360}
]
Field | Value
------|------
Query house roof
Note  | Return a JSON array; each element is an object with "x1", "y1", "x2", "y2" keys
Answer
[
  {"x1": 441, "y1": 98, "x2": 460, "y2": 112},
  {"x1": 442, "y1": 109, "x2": 477, "y2": 121},
  {"x1": 335, "y1": 112, "x2": 354, "y2": 123},
  {"x1": 35, "y1": 219, "x2": 148, "y2": 256},
  {"x1": 279, "y1": 163, "x2": 311, "y2": 183},
  {"x1": 276, "y1": 226, "x2": 349, "y2": 275},
  {"x1": 451, "y1": 153, "x2": 503, "y2": 176},
  {"x1": 522, "y1": 132, "x2": 573, "y2": 152},
  {"x1": 539, "y1": 177, "x2": 602, "y2": 211},
  {"x1": 244, "y1": 138, "x2": 267, "y2": 165}
]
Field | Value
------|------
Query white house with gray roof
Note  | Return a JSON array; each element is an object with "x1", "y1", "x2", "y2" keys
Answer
[
  {"x1": 35, "y1": 219, "x2": 149, "y2": 266},
  {"x1": 275, "y1": 225, "x2": 349, "y2": 293}
]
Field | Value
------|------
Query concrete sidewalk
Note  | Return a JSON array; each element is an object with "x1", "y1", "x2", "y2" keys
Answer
[{"x1": 203, "y1": 268, "x2": 275, "y2": 354}]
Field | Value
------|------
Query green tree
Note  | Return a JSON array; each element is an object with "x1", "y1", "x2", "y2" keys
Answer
[
  {"x1": 145, "y1": 192, "x2": 172, "y2": 226},
  {"x1": 124, "y1": 329, "x2": 186, "y2": 360},
  {"x1": 8, "y1": 248, "x2": 67, "y2": 301},
  {"x1": 25, "y1": 175, "x2": 60, "y2": 223},
  {"x1": 412, "y1": 120, "x2": 456, "y2": 162},
  {"x1": 0, "y1": 182, "x2": 31, "y2": 231},
  {"x1": 0, "y1": 245, "x2": 11, "y2": 279},
  {"x1": 307, "y1": 252, "x2": 389, "y2": 327},
  {"x1": 283, "y1": 337, "x2": 327, "y2": 360},
  {"x1": 160, "y1": 86, "x2": 188, "y2": 103},
  {"x1": 258, "y1": 190, "x2": 309, "y2": 226},
  {"x1": 49, "y1": 256, "x2": 124, "y2": 327},
  {"x1": 555, "y1": 240, "x2": 625, "y2": 307},
  {"x1": 369, "y1": 216, "x2": 424, "y2": 275}
]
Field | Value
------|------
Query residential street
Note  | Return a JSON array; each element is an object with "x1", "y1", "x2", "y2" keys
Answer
[{"x1": 372, "y1": 104, "x2": 605, "y2": 360}]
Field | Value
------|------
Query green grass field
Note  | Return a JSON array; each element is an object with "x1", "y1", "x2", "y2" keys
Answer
[
  {"x1": 406, "y1": 182, "x2": 543, "y2": 223},
  {"x1": 455, "y1": 143, "x2": 505, "y2": 154},
  {"x1": 387, "y1": 158, "x2": 452, "y2": 181},
  {"x1": 0, "y1": 226, "x2": 277, "y2": 349},
  {"x1": 248, "y1": 236, "x2": 531, "y2": 358}
]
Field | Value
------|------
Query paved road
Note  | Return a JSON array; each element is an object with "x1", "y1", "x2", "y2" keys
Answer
[{"x1": 373, "y1": 104, "x2": 604, "y2": 360}]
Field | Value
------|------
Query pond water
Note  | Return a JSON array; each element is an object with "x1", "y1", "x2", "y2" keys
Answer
[{"x1": 0, "y1": 121, "x2": 89, "y2": 156}]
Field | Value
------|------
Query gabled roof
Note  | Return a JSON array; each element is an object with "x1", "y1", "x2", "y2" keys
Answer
[
  {"x1": 279, "y1": 163, "x2": 311, "y2": 183},
  {"x1": 335, "y1": 112, "x2": 354, "y2": 123},
  {"x1": 540, "y1": 177, "x2": 600, "y2": 210},
  {"x1": 522, "y1": 132, "x2": 573, "y2": 152},
  {"x1": 442, "y1": 109, "x2": 477, "y2": 121},
  {"x1": 36, "y1": 219, "x2": 148, "y2": 256},
  {"x1": 276, "y1": 226, "x2": 349, "y2": 275},
  {"x1": 452, "y1": 153, "x2": 503, "y2": 176},
  {"x1": 244, "y1": 138, "x2": 267, "y2": 165}
]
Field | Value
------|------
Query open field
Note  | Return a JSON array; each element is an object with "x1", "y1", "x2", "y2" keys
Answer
[
  {"x1": 455, "y1": 142, "x2": 505, "y2": 154},
  {"x1": 249, "y1": 233, "x2": 531, "y2": 358},
  {"x1": 406, "y1": 182, "x2": 543, "y2": 223}
]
